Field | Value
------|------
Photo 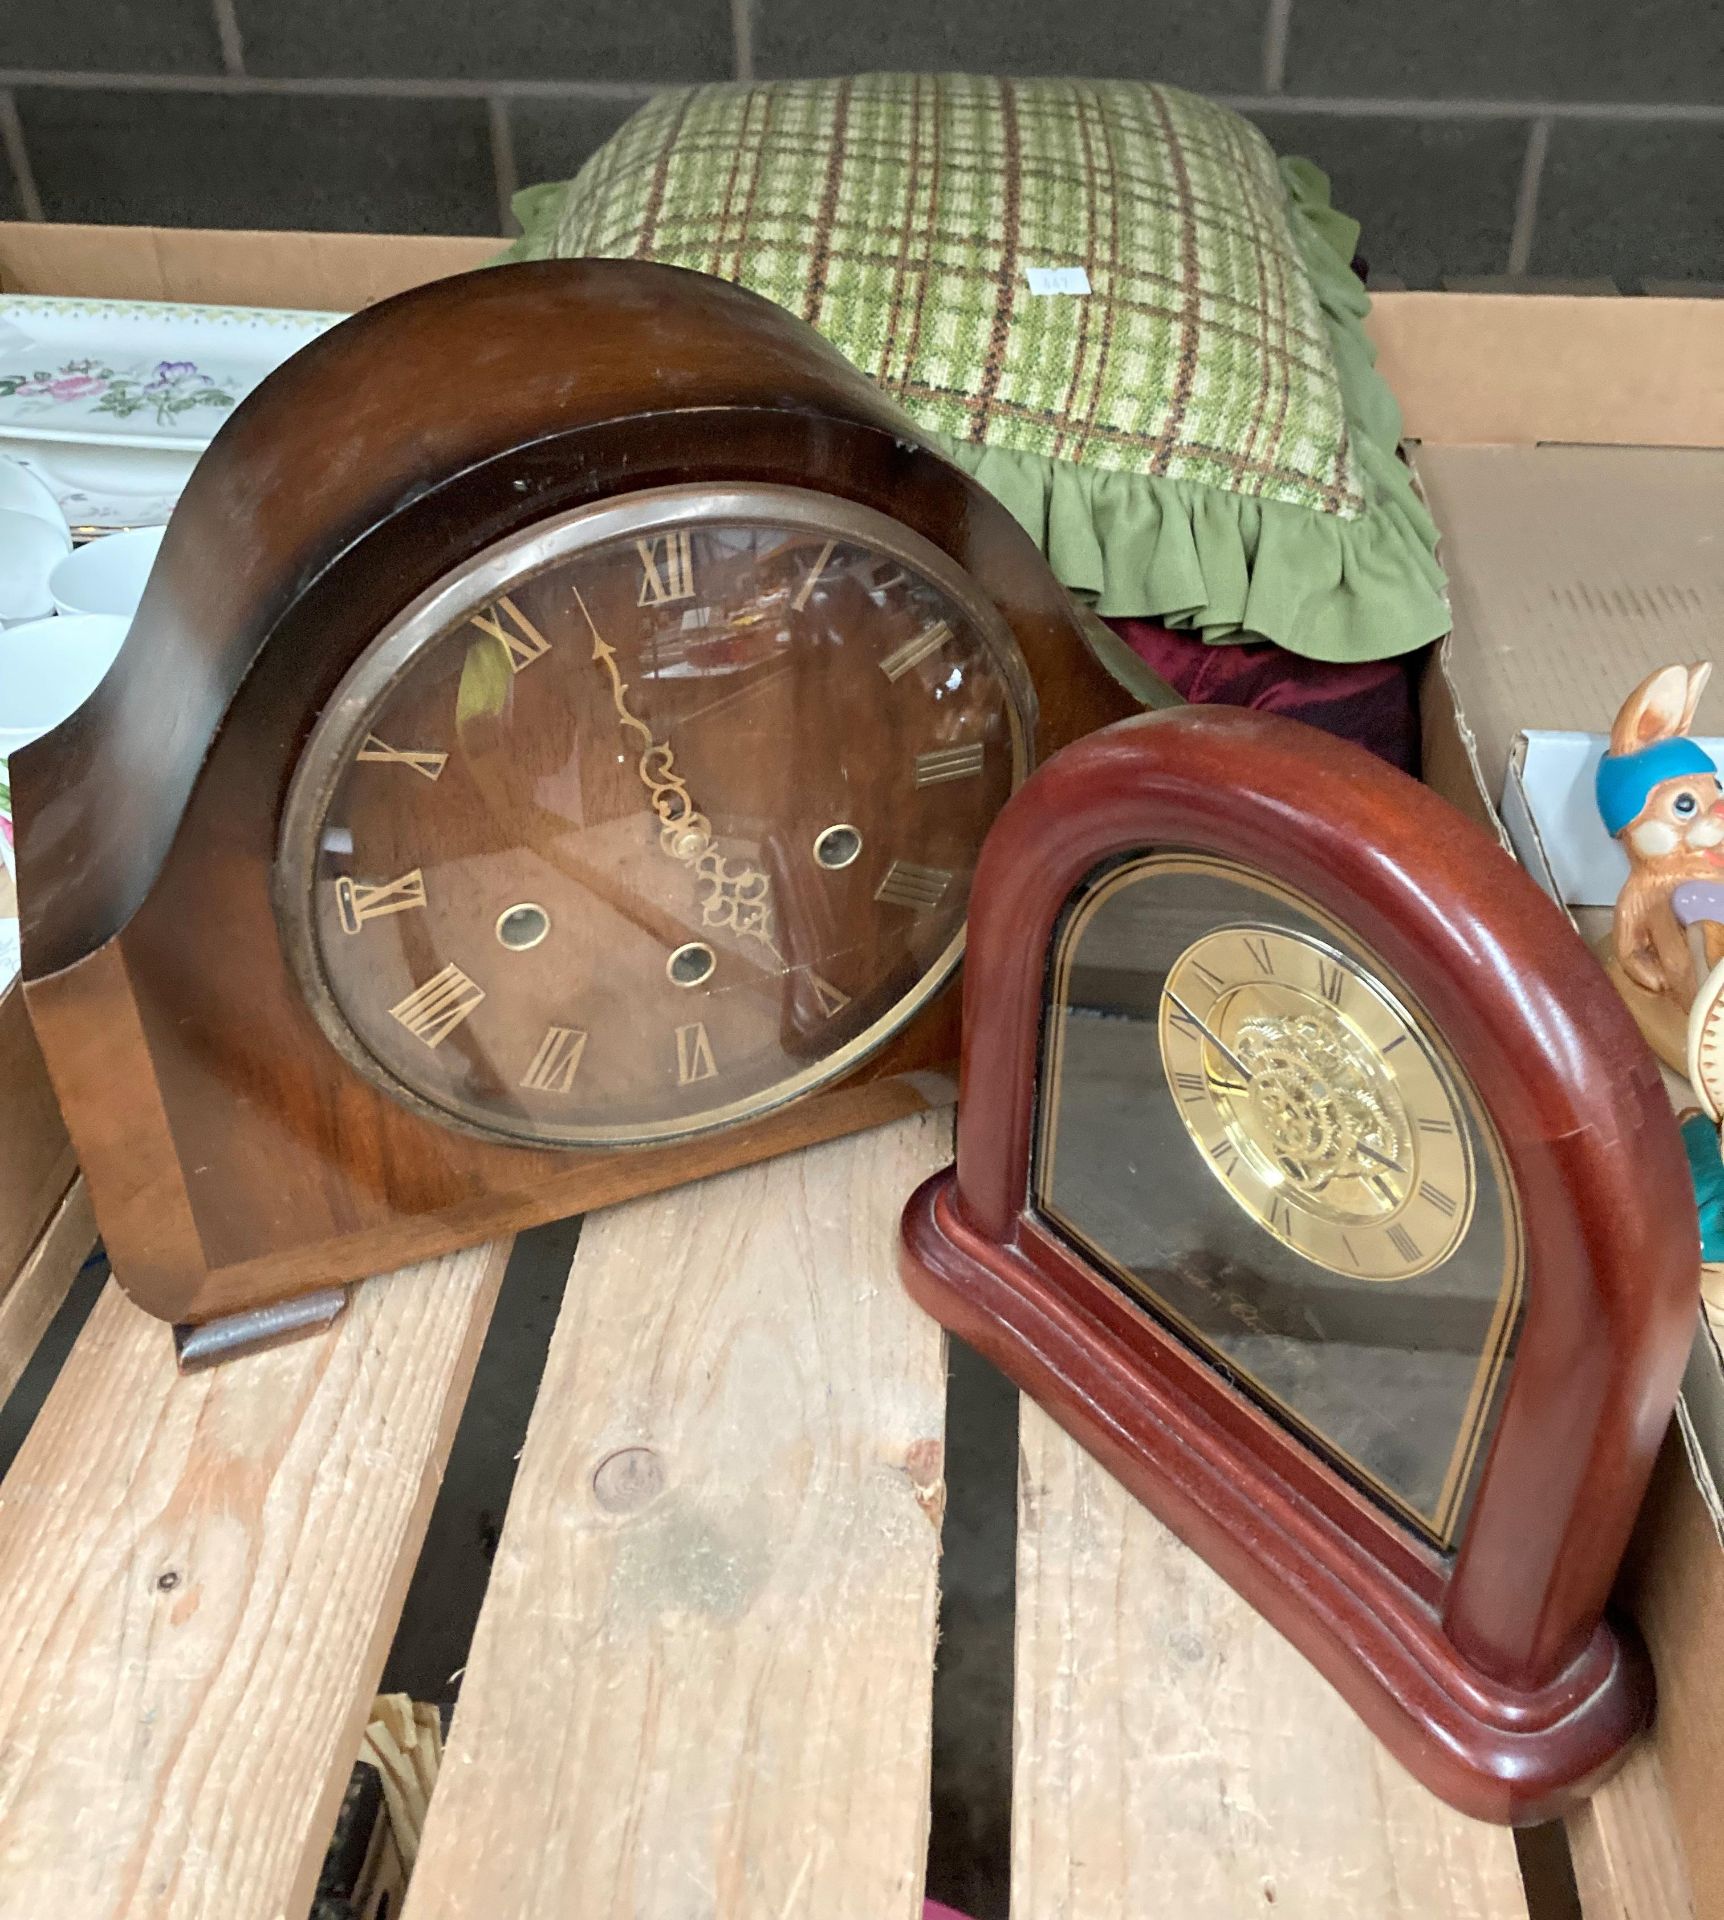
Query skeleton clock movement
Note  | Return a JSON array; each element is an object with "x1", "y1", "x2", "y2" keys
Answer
[
  {"x1": 901, "y1": 707, "x2": 1699, "y2": 1823},
  {"x1": 12, "y1": 260, "x2": 1128, "y2": 1327}
]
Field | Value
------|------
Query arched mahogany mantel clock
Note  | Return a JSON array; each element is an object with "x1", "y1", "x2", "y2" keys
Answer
[
  {"x1": 901, "y1": 707, "x2": 1699, "y2": 1824},
  {"x1": 12, "y1": 260, "x2": 1130, "y2": 1330}
]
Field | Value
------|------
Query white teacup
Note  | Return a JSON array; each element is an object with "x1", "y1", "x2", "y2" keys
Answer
[
  {"x1": 0, "y1": 613, "x2": 132, "y2": 754},
  {"x1": 0, "y1": 455, "x2": 66, "y2": 533},
  {"x1": 0, "y1": 507, "x2": 74, "y2": 624},
  {"x1": 49, "y1": 524, "x2": 166, "y2": 620}
]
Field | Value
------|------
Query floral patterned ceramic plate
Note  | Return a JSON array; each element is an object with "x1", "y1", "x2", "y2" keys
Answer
[{"x1": 0, "y1": 296, "x2": 342, "y2": 453}]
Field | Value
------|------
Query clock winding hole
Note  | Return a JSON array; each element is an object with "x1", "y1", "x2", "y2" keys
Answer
[
  {"x1": 814, "y1": 823, "x2": 863, "y2": 870},
  {"x1": 496, "y1": 902, "x2": 551, "y2": 951},
  {"x1": 667, "y1": 941, "x2": 717, "y2": 988}
]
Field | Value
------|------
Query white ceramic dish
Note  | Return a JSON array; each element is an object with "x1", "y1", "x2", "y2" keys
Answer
[
  {"x1": 0, "y1": 296, "x2": 342, "y2": 530},
  {"x1": 0, "y1": 296, "x2": 341, "y2": 451},
  {"x1": 0, "y1": 453, "x2": 66, "y2": 531},
  {"x1": 0, "y1": 506, "x2": 73, "y2": 623},
  {"x1": 50, "y1": 524, "x2": 166, "y2": 619},
  {"x1": 20, "y1": 445, "x2": 189, "y2": 534}
]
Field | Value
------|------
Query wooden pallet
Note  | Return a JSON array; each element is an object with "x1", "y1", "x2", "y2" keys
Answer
[{"x1": 0, "y1": 1112, "x2": 1692, "y2": 1918}]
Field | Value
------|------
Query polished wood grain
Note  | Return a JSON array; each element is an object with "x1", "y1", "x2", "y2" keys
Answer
[
  {"x1": 14, "y1": 259, "x2": 1130, "y2": 1323},
  {"x1": 902, "y1": 705, "x2": 1700, "y2": 1823}
]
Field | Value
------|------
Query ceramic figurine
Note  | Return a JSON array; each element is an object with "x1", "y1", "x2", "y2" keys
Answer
[
  {"x1": 1597, "y1": 663, "x2": 1724, "y2": 1009},
  {"x1": 1688, "y1": 955, "x2": 1724, "y2": 1278}
]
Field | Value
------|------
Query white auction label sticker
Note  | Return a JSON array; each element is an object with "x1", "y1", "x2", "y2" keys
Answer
[{"x1": 1024, "y1": 265, "x2": 1092, "y2": 296}]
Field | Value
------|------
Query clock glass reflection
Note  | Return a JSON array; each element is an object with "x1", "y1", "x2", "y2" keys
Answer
[
  {"x1": 290, "y1": 492, "x2": 1029, "y2": 1149},
  {"x1": 1032, "y1": 852, "x2": 1525, "y2": 1550}
]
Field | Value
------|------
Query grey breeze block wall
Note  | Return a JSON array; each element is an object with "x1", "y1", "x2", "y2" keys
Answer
[{"x1": 0, "y1": 0, "x2": 1720, "y2": 288}]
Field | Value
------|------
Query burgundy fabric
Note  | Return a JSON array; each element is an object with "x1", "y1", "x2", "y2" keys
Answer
[{"x1": 1107, "y1": 617, "x2": 1424, "y2": 776}]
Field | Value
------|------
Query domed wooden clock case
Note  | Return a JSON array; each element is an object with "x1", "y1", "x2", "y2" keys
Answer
[
  {"x1": 13, "y1": 260, "x2": 1129, "y2": 1328},
  {"x1": 900, "y1": 707, "x2": 1700, "y2": 1824}
]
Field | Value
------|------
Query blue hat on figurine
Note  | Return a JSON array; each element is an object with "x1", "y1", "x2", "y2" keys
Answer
[{"x1": 1596, "y1": 736, "x2": 1718, "y2": 838}]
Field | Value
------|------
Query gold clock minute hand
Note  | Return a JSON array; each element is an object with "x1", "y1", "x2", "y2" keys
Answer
[
  {"x1": 572, "y1": 584, "x2": 783, "y2": 963},
  {"x1": 1167, "y1": 993, "x2": 1256, "y2": 1086}
]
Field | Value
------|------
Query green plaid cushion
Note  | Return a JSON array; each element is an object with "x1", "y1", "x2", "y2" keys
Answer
[
  {"x1": 511, "y1": 75, "x2": 1448, "y2": 661},
  {"x1": 529, "y1": 75, "x2": 1359, "y2": 518}
]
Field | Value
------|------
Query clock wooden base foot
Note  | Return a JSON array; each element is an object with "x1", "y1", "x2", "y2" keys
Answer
[{"x1": 901, "y1": 1168, "x2": 1653, "y2": 1827}]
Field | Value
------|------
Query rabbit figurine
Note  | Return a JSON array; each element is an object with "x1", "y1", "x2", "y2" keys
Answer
[{"x1": 1597, "y1": 662, "x2": 1724, "y2": 1009}]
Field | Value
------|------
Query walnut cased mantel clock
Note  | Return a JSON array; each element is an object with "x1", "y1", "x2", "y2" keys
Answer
[
  {"x1": 900, "y1": 707, "x2": 1700, "y2": 1824},
  {"x1": 12, "y1": 260, "x2": 1129, "y2": 1327}
]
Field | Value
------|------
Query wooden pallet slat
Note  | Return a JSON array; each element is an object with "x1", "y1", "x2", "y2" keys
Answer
[
  {"x1": 1566, "y1": 1743, "x2": 1696, "y2": 1920},
  {"x1": 405, "y1": 1113, "x2": 953, "y2": 1920},
  {"x1": 0, "y1": 1239, "x2": 509, "y2": 1920},
  {"x1": 1011, "y1": 1403, "x2": 1531, "y2": 1920}
]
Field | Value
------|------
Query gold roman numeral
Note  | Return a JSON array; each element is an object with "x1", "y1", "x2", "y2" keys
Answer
[
  {"x1": 880, "y1": 620, "x2": 952, "y2": 682},
  {"x1": 807, "y1": 972, "x2": 851, "y2": 1018},
  {"x1": 470, "y1": 595, "x2": 551, "y2": 672},
  {"x1": 676, "y1": 1021, "x2": 718, "y2": 1085},
  {"x1": 636, "y1": 531, "x2": 696, "y2": 605},
  {"x1": 874, "y1": 861, "x2": 952, "y2": 910},
  {"x1": 792, "y1": 538, "x2": 836, "y2": 612},
  {"x1": 520, "y1": 1025, "x2": 588, "y2": 1093},
  {"x1": 335, "y1": 869, "x2": 427, "y2": 935},
  {"x1": 356, "y1": 734, "x2": 447, "y2": 781},
  {"x1": 914, "y1": 743, "x2": 985, "y2": 786},
  {"x1": 389, "y1": 962, "x2": 485, "y2": 1048}
]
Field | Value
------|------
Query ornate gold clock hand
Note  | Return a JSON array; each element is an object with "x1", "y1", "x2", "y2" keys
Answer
[
  {"x1": 1167, "y1": 993, "x2": 1255, "y2": 1085},
  {"x1": 573, "y1": 584, "x2": 783, "y2": 961}
]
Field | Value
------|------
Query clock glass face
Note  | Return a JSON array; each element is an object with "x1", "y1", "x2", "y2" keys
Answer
[
  {"x1": 1033, "y1": 853, "x2": 1525, "y2": 1549},
  {"x1": 277, "y1": 484, "x2": 1032, "y2": 1146}
]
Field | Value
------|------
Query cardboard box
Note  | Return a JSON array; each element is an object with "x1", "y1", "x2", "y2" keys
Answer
[
  {"x1": 1407, "y1": 432, "x2": 1724, "y2": 1896},
  {"x1": 1503, "y1": 728, "x2": 1724, "y2": 912},
  {"x1": 2, "y1": 224, "x2": 1722, "y2": 1878}
]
